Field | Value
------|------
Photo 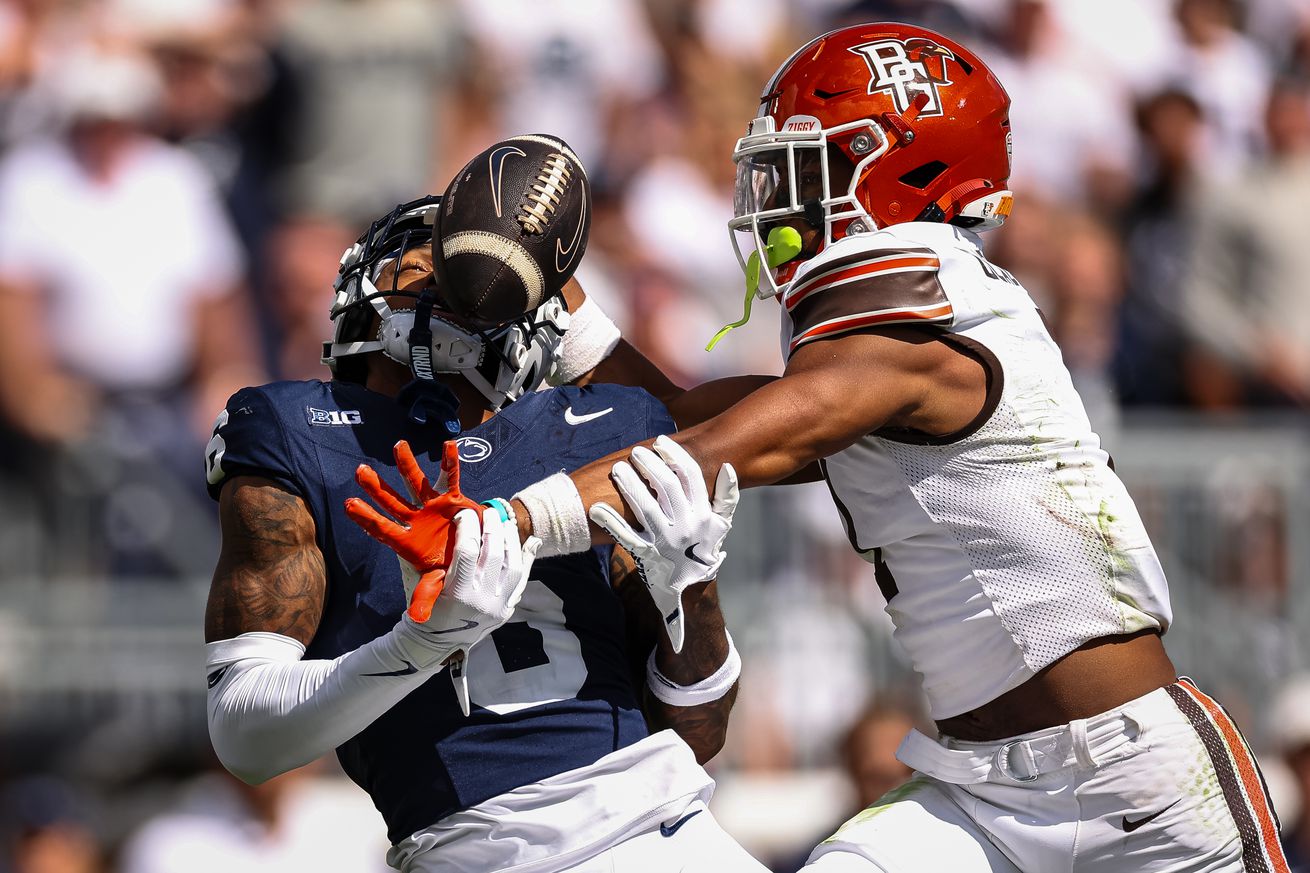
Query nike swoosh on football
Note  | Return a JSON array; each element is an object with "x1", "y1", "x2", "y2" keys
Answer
[
  {"x1": 487, "y1": 145, "x2": 527, "y2": 218},
  {"x1": 683, "y1": 543, "x2": 713, "y2": 566},
  {"x1": 1122, "y1": 799, "x2": 1179, "y2": 832},
  {"x1": 419, "y1": 618, "x2": 481, "y2": 635},
  {"x1": 564, "y1": 406, "x2": 613, "y2": 426},
  {"x1": 555, "y1": 188, "x2": 587, "y2": 274},
  {"x1": 362, "y1": 660, "x2": 419, "y2": 678},
  {"x1": 660, "y1": 809, "x2": 702, "y2": 838}
]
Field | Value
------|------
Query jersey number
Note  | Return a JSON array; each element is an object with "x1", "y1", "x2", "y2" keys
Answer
[
  {"x1": 204, "y1": 409, "x2": 229, "y2": 485},
  {"x1": 973, "y1": 252, "x2": 1018, "y2": 286},
  {"x1": 465, "y1": 581, "x2": 587, "y2": 715}
]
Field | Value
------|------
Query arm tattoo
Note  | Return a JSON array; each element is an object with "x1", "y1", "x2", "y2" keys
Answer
[
  {"x1": 205, "y1": 477, "x2": 326, "y2": 646},
  {"x1": 611, "y1": 551, "x2": 738, "y2": 764}
]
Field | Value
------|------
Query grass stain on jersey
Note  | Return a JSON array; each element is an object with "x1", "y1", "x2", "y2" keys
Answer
[{"x1": 1096, "y1": 498, "x2": 1133, "y2": 576}]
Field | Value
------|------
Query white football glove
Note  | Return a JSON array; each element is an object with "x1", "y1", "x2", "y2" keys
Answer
[
  {"x1": 398, "y1": 506, "x2": 541, "y2": 715},
  {"x1": 589, "y1": 435, "x2": 738, "y2": 653}
]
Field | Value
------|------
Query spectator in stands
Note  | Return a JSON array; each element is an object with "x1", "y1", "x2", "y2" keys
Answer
[
  {"x1": 1, "y1": 777, "x2": 103, "y2": 873},
  {"x1": 278, "y1": 0, "x2": 470, "y2": 225},
  {"x1": 984, "y1": 0, "x2": 1135, "y2": 212},
  {"x1": 0, "y1": 49, "x2": 263, "y2": 576},
  {"x1": 829, "y1": 0, "x2": 981, "y2": 41},
  {"x1": 1046, "y1": 213, "x2": 1126, "y2": 434},
  {"x1": 770, "y1": 702, "x2": 917, "y2": 873},
  {"x1": 128, "y1": 0, "x2": 295, "y2": 235},
  {"x1": 618, "y1": 25, "x2": 781, "y2": 382},
  {"x1": 1036, "y1": 0, "x2": 1178, "y2": 95},
  {"x1": 991, "y1": 203, "x2": 1126, "y2": 434},
  {"x1": 1182, "y1": 77, "x2": 1310, "y2": 408},
  {"x1": 0, "y1": 0, "x2": 92, "y2": 146},
  {"x1": 118, "y1": 763, "x2": 390, "y2": 873},
  {"x1": 1171, "y1": 0, "x2": 1272, "y2": 171},
  {"x1": 456, "y1": 0, "x2": 665, "y2": 179},
  {"x1": 1115, "y1": 89, "x2": 1208, "y2": 406},
  {"x1": 263, "y1": 218, "x2": 359, "y2": 380},
  {"x1": 0, "y1": 49, "x2": 260, "y2": 442},
  {"x1": 840, "y1": 704, "x2": 916, "y2": 812}
]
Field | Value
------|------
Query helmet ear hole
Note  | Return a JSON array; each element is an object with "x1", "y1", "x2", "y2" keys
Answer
[
  {"x1": 899, "y1": 160, "x2": 948, "y2": 190},
  {"x1": 339, "y1": 304, "x2": 376, "y2": 346}
]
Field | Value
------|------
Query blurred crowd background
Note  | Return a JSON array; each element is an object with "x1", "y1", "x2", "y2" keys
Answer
[{"x1": 5, "y1": 0, "x2": 1310, "y2": 870}]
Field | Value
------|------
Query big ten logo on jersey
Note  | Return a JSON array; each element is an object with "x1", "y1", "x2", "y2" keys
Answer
[
  {"x1": 850, "y1": 37, "x2": 956, "y2": 117},
  {"x1": 307, "y1": 407, "x2": 363, "y2": 426}
]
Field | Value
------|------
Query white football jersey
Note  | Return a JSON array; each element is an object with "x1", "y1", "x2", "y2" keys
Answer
[{"x1": 781, "y1": 222, "x2": 1171, "y2": 720}]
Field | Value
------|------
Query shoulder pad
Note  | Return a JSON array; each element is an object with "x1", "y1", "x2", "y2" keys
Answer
[
  {"x1": 204, "y1": 384, "x2": 303, "y2": 500},
  {"x1": 784, "y1": 236, "x2": 953, "y2": 354}
]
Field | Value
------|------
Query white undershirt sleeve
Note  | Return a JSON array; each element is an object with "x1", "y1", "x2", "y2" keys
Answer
[{"x1": 205, "y1": 618, "x2": 453, "y2": 785}]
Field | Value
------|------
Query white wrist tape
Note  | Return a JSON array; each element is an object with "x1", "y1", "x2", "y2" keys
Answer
[
  {"x1": 514, "y1": 472, "x2": 590, "y2": 557},
  {"x1": 549, "y1": 296, "x2": 621, "y2": 386},
  {"x1": 646, "y1": 631, "x2": 740, "y2": 707},
  {"x1": 205, "y1": 620, "x2": 451, "y2": 785}
]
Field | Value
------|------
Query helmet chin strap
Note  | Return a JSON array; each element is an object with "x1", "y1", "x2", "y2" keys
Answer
[
  {"x1": 402, "y1": 285, "x2": 463, "y2": 437},
  {"x1": 802, "y1": 198, "x2": 825, "y2": 230}
]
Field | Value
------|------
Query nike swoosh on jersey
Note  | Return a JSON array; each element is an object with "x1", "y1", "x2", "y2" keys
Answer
[
  {"x1": 1122, "y1": 799, "x2": 1179, "y2": 832},
  {"x1": 206, "y1": 665, "x2": 230, "y2": 689},
  {"x1": 555, "y1": 189, "x2": 587, "y2": 273},
  {"x1": 659, "y1": 809, "x2": 702, "y2": 838},
  {"x1": 487, "y1": 145, "x2": 527, "y2": 218},
  {"x1": 683, "y1": 543, "x2": 713, "y2": 566},
  {"x1": 419, "y1": 618, "x2": 480, "y2": 635},
  {"x1": 362, "y1": 660, "x2": 419, "y2": 678},
  {"x1": 564, "y1": 406, "x2": 613, "y2": 425}
]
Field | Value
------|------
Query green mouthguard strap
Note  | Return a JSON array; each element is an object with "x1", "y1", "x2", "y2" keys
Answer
[{"x1": 706, "y1": 226, "x2": 803, "y2": 352}]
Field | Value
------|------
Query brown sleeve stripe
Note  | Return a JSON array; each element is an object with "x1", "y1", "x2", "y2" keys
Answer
[
  {"x1": 789, "y1": 303, "x2": 955, "y2": 352},
  {"x1": 1167, "y1": 680, "x2": 1290, "y2": 873},
  {"x1": 786, "y1": 253, "x2": 942, "y2": 312}
]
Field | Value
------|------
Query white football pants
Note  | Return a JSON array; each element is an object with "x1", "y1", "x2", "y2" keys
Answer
[
  {"x1": 561, "y1": 800, "x2": 769, "y2": 873},
  {"x1": 804, "y1": 680, "x2": 1288, "y2": 873}
]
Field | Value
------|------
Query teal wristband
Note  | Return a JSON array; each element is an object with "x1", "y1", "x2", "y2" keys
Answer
[{"x1": 481, "y1": 498, "x2": 513, "y2": 523}]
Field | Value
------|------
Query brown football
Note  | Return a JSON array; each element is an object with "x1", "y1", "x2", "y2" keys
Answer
[{"x1": 435, "y1": 134, "x2": 591, "y2": 326}]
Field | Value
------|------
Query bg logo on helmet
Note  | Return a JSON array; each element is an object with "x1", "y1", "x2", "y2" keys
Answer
[{"x1": 850, "y1": 38, "x2": 956, "y2": 117}]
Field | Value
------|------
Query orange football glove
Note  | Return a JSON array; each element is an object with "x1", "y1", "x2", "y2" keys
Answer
[{"x1": 344, "y1": 440, "x2": 481, "y2": 622}]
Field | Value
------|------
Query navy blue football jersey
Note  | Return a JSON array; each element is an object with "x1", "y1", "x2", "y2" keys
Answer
[{"x1": 205, "y1": 379, "x2": 675, "y2": 842}]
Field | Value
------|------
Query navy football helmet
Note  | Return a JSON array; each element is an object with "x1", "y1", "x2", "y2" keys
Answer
[{"x1": 322, "y1": 196, "x2": 568, "y2": 412}]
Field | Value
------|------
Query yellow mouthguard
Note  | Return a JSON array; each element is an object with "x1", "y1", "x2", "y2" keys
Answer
[{"x1": 706, "y1": 226, "x2": 803, "y2": 351}]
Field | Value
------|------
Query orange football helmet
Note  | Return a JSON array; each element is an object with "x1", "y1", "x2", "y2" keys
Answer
[{"x1": 730, "y1": 22, "x2": 1013, "y2": 298}]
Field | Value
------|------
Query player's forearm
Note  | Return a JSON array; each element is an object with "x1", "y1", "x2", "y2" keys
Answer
[
  {"x1": 512, "y1": 373, "x2": 860, "y2": 546},
  {"x1": 555, "y1": 278, "x2": 690, "y2": 405},
  {"x1": 663, "y1": 374, "x2": 777, "y2": 430},
  {"x1": 205, "y1": 619, "x2": 452, "y2": 784},
  {"x1": 562, "y1": 285, "x2": 777, "y2": 425},
  {"x1": 572, "y1": 338, "x2": 682, "y2": 402},
  {"x1": 643, "y1": 581, "x2": 738, "y2": 764}
]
